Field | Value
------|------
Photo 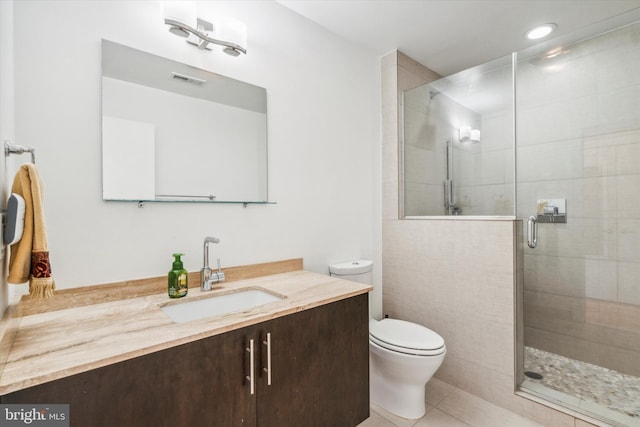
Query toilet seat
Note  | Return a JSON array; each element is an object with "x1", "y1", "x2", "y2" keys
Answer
[{"x1": 369, "y1": 318, "x2": 445, "y2": 356}]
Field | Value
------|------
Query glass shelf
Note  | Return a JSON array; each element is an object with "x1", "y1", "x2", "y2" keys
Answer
[{"x1": 106, "y1": 199, "x2": 277, "y2": 208}]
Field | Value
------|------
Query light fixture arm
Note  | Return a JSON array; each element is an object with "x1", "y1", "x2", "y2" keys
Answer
[{"x1": 164, "y1": 17, "x2": 247, "y2": 55}]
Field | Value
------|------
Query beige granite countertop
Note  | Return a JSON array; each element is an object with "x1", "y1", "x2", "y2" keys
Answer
[{"x1": 0, "y1": 270, "x2": 371, "y2": 395}]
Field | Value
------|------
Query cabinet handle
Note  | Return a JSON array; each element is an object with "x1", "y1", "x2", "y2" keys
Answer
[
  {"x1": 246, "y1": 339, "x2": 255, "y2": 395},
  {"x1": 263, "y1": 332, "x2": 272, "y2": 386}
]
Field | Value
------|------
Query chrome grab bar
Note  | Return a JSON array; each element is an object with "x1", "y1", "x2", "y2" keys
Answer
[{"x1": 527, "y1": 216, "x2": 537, "y2": 248}]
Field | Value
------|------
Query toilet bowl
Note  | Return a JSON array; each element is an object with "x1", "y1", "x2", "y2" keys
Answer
[
  {"x1": 328, "y1": 260, "x2": 446, "y2": 420},
  {"x1": 369, "y1": 318, "x2": 446, "y2": 419}
]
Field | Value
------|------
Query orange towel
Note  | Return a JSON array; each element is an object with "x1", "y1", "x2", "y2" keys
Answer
[{"x1": 8, "y1": 164, "x2": 55, "y2": 298}]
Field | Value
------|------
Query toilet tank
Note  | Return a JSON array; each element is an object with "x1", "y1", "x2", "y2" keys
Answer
[{"x1": 329, "y1": 260, "x2": 372, "y2": 285}]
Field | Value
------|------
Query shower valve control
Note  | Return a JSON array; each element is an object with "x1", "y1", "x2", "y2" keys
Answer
[{"x1": 536, "y1": 198, "x2": 567, "y2": 224}]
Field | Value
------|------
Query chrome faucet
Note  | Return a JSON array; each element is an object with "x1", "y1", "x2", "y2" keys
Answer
[{"x1": 201, "y1": 236, "x2": 225, "y2": 291}]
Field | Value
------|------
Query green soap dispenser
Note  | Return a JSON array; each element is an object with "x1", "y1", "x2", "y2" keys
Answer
[{"x1": 168, "y1": 253, "x2": 188, "y2": 298}]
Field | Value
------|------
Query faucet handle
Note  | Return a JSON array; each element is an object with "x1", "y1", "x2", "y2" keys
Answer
[{"x1": 215, "y1": 258, "x2": 226, "y2": 282}]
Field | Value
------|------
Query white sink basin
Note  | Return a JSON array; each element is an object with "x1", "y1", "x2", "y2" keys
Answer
[{"x1": 161, "y1": 288, "x2": 285, "y2": 323}]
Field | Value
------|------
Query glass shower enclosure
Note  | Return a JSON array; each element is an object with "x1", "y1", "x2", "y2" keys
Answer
[
  {"x1": 401, "y1": 11, "x2": 640, "y2": 426},
  {"x1": 516, "y1": 17, "x2": 640, "y2": 427},
  {"x1": 401, "y1": 55, "x2": 514, "y2": 217}
]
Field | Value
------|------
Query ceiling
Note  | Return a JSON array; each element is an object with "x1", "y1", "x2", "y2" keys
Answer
[{"x1": 277, "y1": 0, "x2": 640, "y2": 76}]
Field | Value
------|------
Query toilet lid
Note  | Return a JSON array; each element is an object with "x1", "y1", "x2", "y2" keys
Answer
[{"x1": 369, "y1": 318, "x2": 445, "y2": 356}]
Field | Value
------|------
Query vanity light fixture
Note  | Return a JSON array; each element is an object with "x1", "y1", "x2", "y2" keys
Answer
[
  {"x1": 526, "y1": 23, "x2": 557, "y2": 40},
  {"x1": 162, "y1": 1, "x2": 247, "y2": 56}
]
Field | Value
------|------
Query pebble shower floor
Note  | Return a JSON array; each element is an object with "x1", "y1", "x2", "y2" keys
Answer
[{"x1": 524, "y1": 346, "x2": 640, "y2": 419}]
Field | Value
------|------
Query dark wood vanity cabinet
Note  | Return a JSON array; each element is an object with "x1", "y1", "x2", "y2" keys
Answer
[
  {"x1": 2, "y1": 321, "x2": 255, "y2": 426},
  {"x1": 2, "y1": 294, "x2": 369, "y2": 427},
  {"x1": 256, "y1": 294, "x2": 369, "y2": 426}
]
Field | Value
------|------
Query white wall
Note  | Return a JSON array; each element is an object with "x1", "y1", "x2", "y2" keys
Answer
[
  {"x1": 9, "y1": 0, "x2": 382, "y2": 314},
  {"x1": 0, "y1": 0, "x2": 15, "y2": 313}
]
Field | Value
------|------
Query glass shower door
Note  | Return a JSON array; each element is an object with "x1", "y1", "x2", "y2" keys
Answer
[{"x1": 516, "y1": 19, "x2": 640, "y2": 426}]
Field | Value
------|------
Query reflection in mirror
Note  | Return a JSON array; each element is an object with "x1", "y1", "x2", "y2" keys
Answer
[
  {"x1": 101, "y1": 40, "x2": 269, "y2": 203},
  {"x1": 402, "y1": 54, "x2": 515, "y2": 217}
]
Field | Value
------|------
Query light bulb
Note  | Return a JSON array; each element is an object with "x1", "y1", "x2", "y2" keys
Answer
[{"x1": 526, "y1": 23, "x2": 557, "y2": 40}]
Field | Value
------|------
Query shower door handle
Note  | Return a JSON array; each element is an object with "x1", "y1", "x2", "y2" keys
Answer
[{"x1": 527, "y1": 216, "x2": 537, "y2": 248}]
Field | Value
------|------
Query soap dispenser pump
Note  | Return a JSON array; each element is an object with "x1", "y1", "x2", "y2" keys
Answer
[{"x1": 168, "y1": 253, "x2": 188, "y2": 298}]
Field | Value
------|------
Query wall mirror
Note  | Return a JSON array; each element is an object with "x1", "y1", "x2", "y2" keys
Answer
[{"x1": 101, "y1": 40, "x2": 269, "y2": 204}]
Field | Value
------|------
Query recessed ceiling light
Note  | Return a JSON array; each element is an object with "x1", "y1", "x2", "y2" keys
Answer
[{"x1": 526, "y1": 23, "x2": 558, "y2": 40}]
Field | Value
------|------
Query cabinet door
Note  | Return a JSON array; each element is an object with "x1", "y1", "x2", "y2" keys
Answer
[
  {"x1": 2, "y1": 326, "x2": 256, "y2": 427},
  {"x1": 256, "y1": 294, "x2": 369, "y2": 427}
]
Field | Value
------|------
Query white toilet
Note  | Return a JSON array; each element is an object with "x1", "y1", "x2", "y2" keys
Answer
[{"x1": 329, "y1": 259, "x2": 446, "y2": 420}]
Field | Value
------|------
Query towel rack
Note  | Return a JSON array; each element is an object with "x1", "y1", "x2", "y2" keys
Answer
[{"x1": 5, "y1": 142, "x2": 36, "y2": 164}]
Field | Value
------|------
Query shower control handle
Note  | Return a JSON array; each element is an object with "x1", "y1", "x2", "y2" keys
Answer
[{"x1": 527, "y1": 216, "x2": 537, "y2": 249}]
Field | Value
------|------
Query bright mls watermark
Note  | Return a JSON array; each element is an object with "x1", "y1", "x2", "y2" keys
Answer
[{"x1": 0, "y1": 405, "x2": 69, "y2": 426}]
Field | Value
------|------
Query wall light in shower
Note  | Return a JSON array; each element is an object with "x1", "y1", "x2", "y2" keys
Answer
[
  {"x1": 162, "y1": 1, "x2": 247, "y2": 56},
  {"x1": 459, "y1": 126, "x2": 480, "y2": 144},
  {"x1": 526, "y1": 23, "x2": 557, "y2": 40}
]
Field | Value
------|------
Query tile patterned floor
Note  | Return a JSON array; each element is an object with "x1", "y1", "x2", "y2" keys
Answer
[
  {"x1": 523, "y1": 346, "x2": 640, "y2": 424},
  {"x1": 358, "y1": 378, "x2": 543, "y2": 427}
]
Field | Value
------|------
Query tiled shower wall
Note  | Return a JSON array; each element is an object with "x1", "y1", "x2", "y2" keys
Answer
[
  {"x1": 382, "y1": 51, "x2": 581, "y2": 427},
  {"x1": 519, "y1": 21, "x2": 640, "y2": 377}
]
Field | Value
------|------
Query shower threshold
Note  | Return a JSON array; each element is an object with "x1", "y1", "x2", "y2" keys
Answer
[{"x1": 522, "y1": 346, "x2": 640, "y2": 426}]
